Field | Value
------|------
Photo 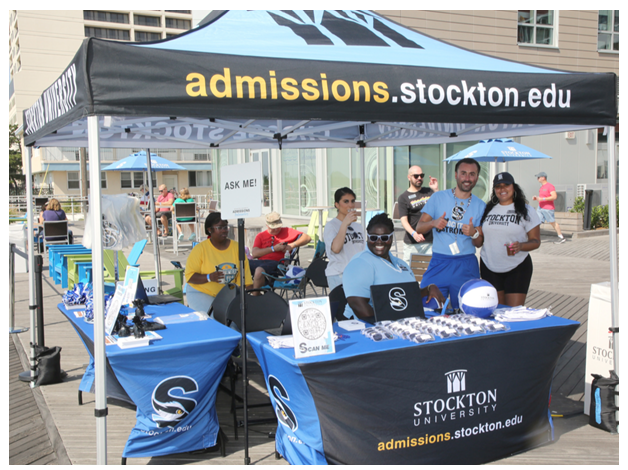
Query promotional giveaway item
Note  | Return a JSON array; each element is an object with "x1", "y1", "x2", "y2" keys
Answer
[
  {"x1": 289, "y1": 297, "x2": 335, "y2": 359},
  {"x1": 458, "y1": 279, "x2": 498, "y2": 318}
]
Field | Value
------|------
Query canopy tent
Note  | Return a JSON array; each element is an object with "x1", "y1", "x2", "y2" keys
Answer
[{"x1": 21, "y1": 10, "x2": 618, "y2": 465}]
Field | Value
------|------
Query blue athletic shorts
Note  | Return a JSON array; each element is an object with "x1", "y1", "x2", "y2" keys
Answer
[
  {"x1": 420, "y1": 252, "x2": 480, "y2": 309},
  {"x1": 536, "y1": 208, "x2": 555, "y2": 223}
]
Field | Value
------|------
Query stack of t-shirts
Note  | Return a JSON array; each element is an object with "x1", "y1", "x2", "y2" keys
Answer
[{"x1": 492, "y1": 306, "x2": 552, "y2": 322}]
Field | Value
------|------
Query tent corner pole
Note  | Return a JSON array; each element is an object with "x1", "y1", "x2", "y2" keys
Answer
[
  {"x1": 145, "y1": 148, "x2": 162, "y2": 293},
  {"x1": 88, "y1": 115, "x2": 108, "y2": 465},
  {"x1": 24, "y1": 146, "x2": 38, "y2": 386},
  {"x1": 606, "y1": 126, "x2": 619, "y2": 377}
]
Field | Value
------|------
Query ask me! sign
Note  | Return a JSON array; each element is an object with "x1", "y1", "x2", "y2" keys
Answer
[{"x1": 220, "y1": 161, "x2": 262, "y2": 219}]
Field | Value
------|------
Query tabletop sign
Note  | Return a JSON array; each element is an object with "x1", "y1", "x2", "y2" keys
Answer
[
  {"x1": 220, "y1": 161, "x2": 262, "y2": 219},
  {"x1": 289, "y1": 297, "x2": 335, "y2": 359},
  {"x1": 105, "y1": 283, "x2": 126, "y2": 335}
]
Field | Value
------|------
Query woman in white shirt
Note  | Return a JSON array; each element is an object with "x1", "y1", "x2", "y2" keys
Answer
[
  {"x1": 323, "y1": 187, "x2": 365, "y2": 291},
  {"x1": 478, "y1": 172, "x2": 541, "y2": 307}
]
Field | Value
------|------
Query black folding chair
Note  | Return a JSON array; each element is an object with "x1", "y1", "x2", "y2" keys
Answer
[
  {"x1": 226, "y1": 289, "x2": 289, "y2": 439},
  {"x1": 329, "y1": 284, "x2": 349, "y2": 321}
]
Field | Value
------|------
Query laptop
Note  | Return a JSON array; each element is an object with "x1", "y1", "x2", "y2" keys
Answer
[
  {"x1": 134, "y1": 275, "x2": 182, "y2": 305},
  {"x1": 370, "y1": 282, "x2": 426, "y2": 322}
]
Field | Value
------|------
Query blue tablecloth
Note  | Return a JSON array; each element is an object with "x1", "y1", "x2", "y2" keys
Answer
[
  {"x1": 59, "y1": 302, "x2": 241, "y2": 458},
  {"x1": 248, "y1": 315, "x2": 579, "y2": 465}
]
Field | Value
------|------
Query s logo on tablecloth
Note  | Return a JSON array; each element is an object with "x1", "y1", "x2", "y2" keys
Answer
[
  {"x1": 151, "y1": 376, "x2": 199, "y2": 428},
  {"x1": 269, "y1": 375, "x2": 298, "y2": 432}
]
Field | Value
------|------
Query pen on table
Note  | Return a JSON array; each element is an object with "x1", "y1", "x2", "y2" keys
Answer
[{"x1": 441, "y1": 298, "x2": 450, "y2": 315}]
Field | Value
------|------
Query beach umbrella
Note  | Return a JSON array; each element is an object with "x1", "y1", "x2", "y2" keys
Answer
[
  {"x1": 104, "y1": 150, "x2": 184, "y2": 289},
  {"x1": 444, "y1": 139, "x2": 553, "y2": 163},
  {"x1": 102, "y1": 151, "x2": 185, "y2": 171}
]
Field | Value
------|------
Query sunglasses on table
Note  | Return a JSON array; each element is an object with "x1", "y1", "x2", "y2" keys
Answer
[
  {"x1": 411, "y1": 173, "x2": 425, "y2": 179},
  {"x1": 367, "y1": 233, "x2": 394, "y2": 243}
]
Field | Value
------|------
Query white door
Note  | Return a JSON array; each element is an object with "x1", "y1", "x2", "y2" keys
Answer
[{"x1": 164, "y1": 175, "x2": 178, "y2": 196}]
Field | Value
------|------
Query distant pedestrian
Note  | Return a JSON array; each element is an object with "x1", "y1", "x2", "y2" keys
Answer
[{"x1": 532, "y1": 172, "x2": 565, "y2": 244}]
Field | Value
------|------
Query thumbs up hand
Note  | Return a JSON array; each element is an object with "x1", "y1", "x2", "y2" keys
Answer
[
  {"x1": 433, "y1": 211, "x2": 448, "y2": 231},
  {"x1": 461, "y1": 216, "x2": 477, "y2": 237}
]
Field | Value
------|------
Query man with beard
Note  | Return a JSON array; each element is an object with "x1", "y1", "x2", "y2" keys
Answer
[
  {"x1": 397, "y1": 165, "x2": 439, "y2": 262},
  {"x1": 415, "y1": 158, "x2": 486, "y2": 311}
]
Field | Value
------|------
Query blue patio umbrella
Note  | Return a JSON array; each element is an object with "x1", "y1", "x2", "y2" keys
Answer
[
  {"x1": 102, "y1": 151, "x2": 185, "y2": 171},
  {"x1": 444, "y1": 139, "x2": 552, "y2": 163}
]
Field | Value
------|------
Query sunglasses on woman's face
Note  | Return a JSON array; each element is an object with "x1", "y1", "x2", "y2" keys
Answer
[{"x1": 367, "y1": 233, "x2": 394, "y2": 243}]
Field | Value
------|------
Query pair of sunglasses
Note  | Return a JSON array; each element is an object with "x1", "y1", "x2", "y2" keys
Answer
[
  {"x1": 367, "y1": 233, "x2": 394, "y2": 243},
  {"x1": 411, "y1": 173, "x2": 425, "y2": 179}
]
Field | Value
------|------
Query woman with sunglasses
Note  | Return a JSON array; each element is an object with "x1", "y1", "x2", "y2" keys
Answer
[
  {"x1": 323, "y1": 187, "x2": 365, "y2": 291},
  {"x1": 478, "y1": 172, "x2": 541, "y2": 307},
  {"x1": 184, "y1": 212, "x2": 253, "y2": 315},
  {"x1": 343, "y1": 213, "x2": 444, "y2": 321}
]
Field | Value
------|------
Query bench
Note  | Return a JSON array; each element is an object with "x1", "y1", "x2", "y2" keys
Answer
[{"x1": 410, "y1": 254, "x2": 431, "y2": 286}]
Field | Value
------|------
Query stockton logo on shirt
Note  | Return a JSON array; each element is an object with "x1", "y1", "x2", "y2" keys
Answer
[
  {"x1": 485, "y1": 211, "x2": 522, "y2": 226},
  {"x1": 344, "y1": 225, "x2": 364, "y2": 244},
  {"x1": 412, "y1": 369, "x2": 498, "y2": 427}
]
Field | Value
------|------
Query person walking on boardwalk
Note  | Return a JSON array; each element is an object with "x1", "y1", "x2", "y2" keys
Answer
[{"x1": 532, "y1": 172, "x2": 565, "y2": 244}]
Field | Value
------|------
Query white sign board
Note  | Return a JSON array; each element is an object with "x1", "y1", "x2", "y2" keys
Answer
[
  {"x1": 584, "y1": 282, "x2": 616, "y2": 414},
  {"x1": 289, "y1": 297, "x2": 335, "y2": 359},
  {"x1": 220, "y1": 161, "x2": 262, "y2": 219}
]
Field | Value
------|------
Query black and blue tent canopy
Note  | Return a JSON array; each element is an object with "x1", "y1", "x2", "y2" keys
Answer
[
  {"x1": 20, "y1": 10, "x2": 618, "y2": 465},
  {"x1": 23, "y1": 9, "x2": 616, "y2": 149}
]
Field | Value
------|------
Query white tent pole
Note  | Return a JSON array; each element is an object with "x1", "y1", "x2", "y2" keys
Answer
[
  {"x1": 88, "y1": 116, "x2": 108, "y2": 465},
  {"x1": 145, "y1": 148, "x2": 162, "y2": 293},
  {"x1": 24, "y1": 146, "x2": 38, "y2": 385},
  {"x1": 359, "y1": 126, "x2": 366, "y2": 232},
  {"x1": 606, "y1": 126, "x2": 618, "y2": 376}
]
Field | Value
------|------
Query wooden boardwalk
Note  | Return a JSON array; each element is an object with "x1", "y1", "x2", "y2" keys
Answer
[{"x1": 9, "y1": 228, "x2": 619, "y2": 465}]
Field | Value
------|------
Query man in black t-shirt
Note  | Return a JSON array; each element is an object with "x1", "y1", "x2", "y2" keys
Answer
[{"x1": 397, "y1": 165, "x2": 438, "y2": 263}]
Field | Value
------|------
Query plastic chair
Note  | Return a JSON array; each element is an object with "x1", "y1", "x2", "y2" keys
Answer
[
  {"x1": 173, "y1": 202, "x2": 197, "y2": 255},
  {"x1": 265, "y1": 257, "x2": 328, "y2": 299},
  {"x1": 42, "y1": 220, "x2": 70, "y2": 251},
  {"x1": 292, "y1": 210, "x2": 327, "y2": 248}
]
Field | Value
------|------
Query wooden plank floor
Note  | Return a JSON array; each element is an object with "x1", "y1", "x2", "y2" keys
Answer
[{"x1": 9, "y1": 227, "x2": 619, "y2": 465}]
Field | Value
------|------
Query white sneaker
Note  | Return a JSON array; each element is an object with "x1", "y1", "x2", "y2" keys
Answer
[
  {"x1": 188, "y1": 233, "x2": 196, "y2": 242},
  {"x1": 178, "y1": 233, "x2": 184, "y2": 241},
  {"x1": 554, "y1": 237, "x2": 566, "y2": 244}
]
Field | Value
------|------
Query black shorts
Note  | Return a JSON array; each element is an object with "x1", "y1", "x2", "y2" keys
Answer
[
  {"x1": 158, "y1": 210, "x2": 172, "y2": 220},
  {"x1": 248, "y1": 259, "x2": 280, "y2": 277},
  {"x1": 480, "y1": 255, "x2": 533, "y2": 295}
]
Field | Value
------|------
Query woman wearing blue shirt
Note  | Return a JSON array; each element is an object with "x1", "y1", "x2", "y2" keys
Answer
[{"x1": 343, "y1": 213, "x2": 444, "y2": 321}]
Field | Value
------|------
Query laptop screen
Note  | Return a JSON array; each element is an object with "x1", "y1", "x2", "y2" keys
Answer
[{"x1": 370, "y1": 282, "x2": 425, "y2": 322}]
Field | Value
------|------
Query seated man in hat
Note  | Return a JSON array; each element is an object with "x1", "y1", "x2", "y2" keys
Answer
[{"x1": 250, "y1": 212, "x2": 311, "y2": 290}]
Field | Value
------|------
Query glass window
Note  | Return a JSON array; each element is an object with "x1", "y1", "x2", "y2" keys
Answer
[
  {"x1": 281, "y1": 149, "x2": 300, "y2": 216},
  {"x1": 518, "y1": 10, "x2": 555, "y2": 46},
  {"x1": 165, "y1": 18, "x2": 191, "y2": 30},
  {"x1": 327, "y1": 148, "x2": 351, "y2": 210},
  {"x1": 84, "y1": 11, "x2": 129, "y2": 24},
  {"x1": 135, "y1": 31, "x2": 162, "y2": 42},
  {"x1": 188, "y1": 171, "x2": 213, "y2": 187},
  {"x1": 598, "y1": 10, "x2": 619, "y2": 51},
  {"x1": 120, "y1": 171, "x2": 154, "y2": 189},
  {"x1": 134, "y1": 15, "x2": 160, "y2": 27},
  {"x1": 445, "y1": 142, "x2": 491, "y2": 202},
  {"x1": 393, "y1": 144, "x2": 441, "y2": 203},
  {"x1": 85, "y1": 27, "x2": 130, "y2": 41},
  {"x1": 68, "y1": 172, "x2": 80, "y2": 190}
]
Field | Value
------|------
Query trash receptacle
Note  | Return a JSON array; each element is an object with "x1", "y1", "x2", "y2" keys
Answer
[{"x1": 9, "y1": 223, "x2": 28, "y2": 273}]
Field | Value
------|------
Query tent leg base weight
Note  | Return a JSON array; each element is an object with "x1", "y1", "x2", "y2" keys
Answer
[{"x1": 19, "y1": 370, "x2": 37, "y2": 383}]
